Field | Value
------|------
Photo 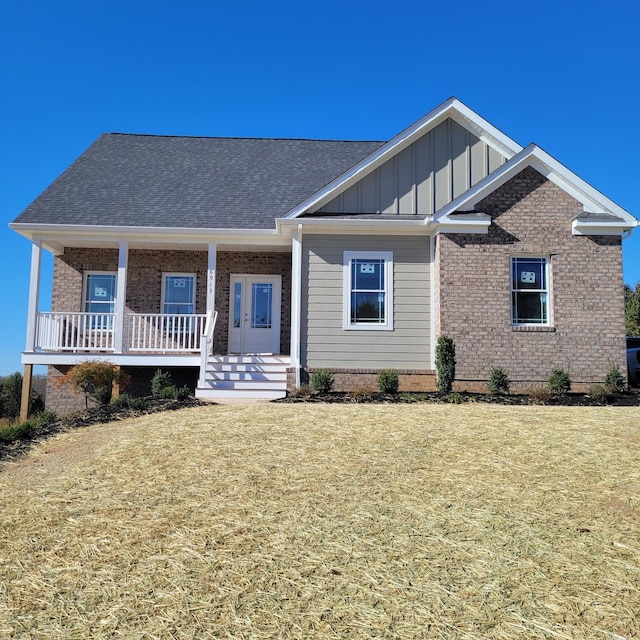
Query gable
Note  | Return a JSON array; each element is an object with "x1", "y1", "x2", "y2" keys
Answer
[{"x1": 316, "y1": 118, "x2": 507, "y2": 216}]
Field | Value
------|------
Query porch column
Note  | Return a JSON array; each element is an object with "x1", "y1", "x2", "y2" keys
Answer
[
  {"x1": 290, "y1": 225, "x2": 303, "y2": 388},
  {"x1": 20, "y1": 364, "x2": 34, "y2": 423},
  {"x1": 114, "y1": 241, "x2": 128, "y2": 353},
  {"x1": 25, "y1": 240, "x2": 42, "y2": 353},
  {"x1": 207, "y1": 243, "x2": 217, "y2": 314}
]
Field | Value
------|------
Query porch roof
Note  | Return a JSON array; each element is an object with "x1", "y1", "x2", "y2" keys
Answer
[{"x1": 13, "y1": 134, "x2": 383, "y2": 230}]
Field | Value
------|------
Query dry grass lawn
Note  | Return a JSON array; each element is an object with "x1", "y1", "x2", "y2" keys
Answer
[{"x1": 0, "y1": 403, "x2": 639, "y2": 639}]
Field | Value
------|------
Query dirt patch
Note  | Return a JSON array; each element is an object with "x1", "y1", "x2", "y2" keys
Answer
[{"x1": 0, "y1": 397, "x2": 205, "y2": 464}]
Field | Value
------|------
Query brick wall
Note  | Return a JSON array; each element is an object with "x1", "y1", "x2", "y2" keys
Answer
[
  {"x1": 287, "y1": 368, "x2": 437, "y2": 393},
  {"x1": 52, "y1": 248, "x2": 291, "y2": 354},
  {"x1": 435, "y1": 166, "x2": 626, "y2": 389}
]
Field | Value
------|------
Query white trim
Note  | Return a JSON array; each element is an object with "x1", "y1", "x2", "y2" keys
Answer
[
  {"x1": 114, "y1": 241, "x2": 128, "y2": 352},
  {"x1": 162, "y1": 273, "x2": 197, "y2": 315},
  {"x1": 432, "y1": 144, "x2": 637, "y2": 233},
  {"x1": 510, "y1": 256, "x2": 551, "y2": 327},
  {"x1": 572, "y1": 219, "x2": 636, "y2": 236},
  {"x1": 429, "y1": 235, "x2": 436, "y2": 370},
  {"x1": 283, "y1": 98, "x2": 522, "y2": 219},
  {"x1": 343, "y1": 251, "x2": 394, "y2": 331},
  {"x1": 25, "y1": 241, "x2": 42, "y2": 352},
  {"x1": 206, "y1": 243, "x2": 217, "y2": 314},
  {"x1": 290, "y1": 225, "x2": 303, "y2": 388},
  {"x1": 22, "y1": 352, "x2": 201, "y2": 367}
]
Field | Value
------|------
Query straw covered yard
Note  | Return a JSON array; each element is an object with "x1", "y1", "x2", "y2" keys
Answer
[{"x1": 1, "y1": 403, "x2": 639, "y2": 639}]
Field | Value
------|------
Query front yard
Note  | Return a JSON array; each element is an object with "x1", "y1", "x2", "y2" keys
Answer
[{"x1": 1, "y1": 404, "x2": 639, "y2": 638}]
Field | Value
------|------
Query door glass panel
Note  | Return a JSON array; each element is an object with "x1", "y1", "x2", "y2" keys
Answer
[
  {"x1": 251, "y1": 283, "x2": 272, "y2": 329},
  {"x1": 233, "y1": 282, "x2": 242, "y2": 328}
]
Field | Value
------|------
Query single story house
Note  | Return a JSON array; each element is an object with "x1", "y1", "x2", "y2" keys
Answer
[{"x1": 10, "y1": 98, "x2": 638, "y2": 414}]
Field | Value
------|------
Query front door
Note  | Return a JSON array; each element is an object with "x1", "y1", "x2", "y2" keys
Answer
[{"x1": 228, "y1": 275, "x2": 281, "y2": 354}]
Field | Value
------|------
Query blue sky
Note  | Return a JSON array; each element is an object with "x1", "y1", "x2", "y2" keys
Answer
[{"x1": 1, "y1": 0, "x2": 639, "y2": 375}]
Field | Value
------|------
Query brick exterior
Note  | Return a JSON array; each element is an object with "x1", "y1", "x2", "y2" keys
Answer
[
  {"x1": 287, "y1": 368, "x2": 437, "y2": 393},
  {"x1": 52, "y1": 248, "x2": 291, "y2": 354},
  {"x1": 435, "y1": 166, "x2": 626, "y2": 390}
]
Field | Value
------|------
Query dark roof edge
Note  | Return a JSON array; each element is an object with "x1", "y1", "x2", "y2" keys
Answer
[{"x1": 104, "y1": 132, "x2": 387, "y2": 144}]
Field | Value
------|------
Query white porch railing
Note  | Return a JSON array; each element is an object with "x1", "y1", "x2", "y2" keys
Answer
[
  {"x1": 127, "y1": 313, "x2": 206, "y2": 352},
  {"x1": 199, "y1": 310, "x2": 218, "y2": 387},
  {"x1": 35, "y1": 312, "x2": 206, "y2": 353},
  {"x1": 37, "y1": 312, "x2": 116, "y2": 352}
]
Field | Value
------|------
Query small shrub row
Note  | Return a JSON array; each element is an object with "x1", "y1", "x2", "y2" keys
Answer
[
  {"x1": 0, "y1": 410, "x2": 57, "y2": 443},
  {"x1": 151, "y1": 370, "x2": 193, "y2": 401}
]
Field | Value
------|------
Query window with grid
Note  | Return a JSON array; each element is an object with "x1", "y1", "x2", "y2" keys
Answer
[{"x1": 511, "y1": 257, "x2": 549, "y2": 325}]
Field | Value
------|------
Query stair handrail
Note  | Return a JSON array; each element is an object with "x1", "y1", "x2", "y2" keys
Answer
[{"x1": 199, "y1": 310, "x2": 218, "y2": 387}]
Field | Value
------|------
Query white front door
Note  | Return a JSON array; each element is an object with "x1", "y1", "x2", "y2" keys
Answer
[{"x1": 228, "y1": 275, "x2": 281, "y2": 354}]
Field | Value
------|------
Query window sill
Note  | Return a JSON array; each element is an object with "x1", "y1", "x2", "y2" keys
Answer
[{"x1": 511, "y1": 325, "x2": 556, "y2": 332}]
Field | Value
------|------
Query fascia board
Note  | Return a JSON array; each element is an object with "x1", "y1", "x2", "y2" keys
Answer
[
  {"x1": 572, "y1": 219, "x2": 638, "y2": 236},
  {"x1": 434, "y1": 217, "x2": 491, "y2": 235},
  {"x1": 433, "y1": 144, "x2": 637, "y2": 224},
  {"x1": 10, "y1": 222, "x2": 284, "y2": 245},
  {"x1": 282, "y1": 98, "x2": 523, "y2": 220},
  {"x1": 277, "y1": 216, "x2": 430, "y2": 236}
]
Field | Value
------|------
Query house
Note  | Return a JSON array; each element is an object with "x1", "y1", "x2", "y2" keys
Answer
[{"x1": 10, "y1": 98, "x2": 638, "y2": 416}]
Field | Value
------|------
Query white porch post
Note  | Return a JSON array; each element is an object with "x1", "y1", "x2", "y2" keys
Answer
[
  {"x1": 207, "y1": 243, "x2": 217, "y2": 314},
  {"x1": 114, "y1": 241, "x2": 128, "y2": 353},
  {"x1": 25, "y1": 240, "x2": 42, "y2": 353},
  {"x1": 290, "y1": 225, "x2": 303, "y2": 388}
]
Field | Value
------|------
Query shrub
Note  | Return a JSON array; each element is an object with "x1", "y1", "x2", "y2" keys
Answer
[
  {"x1": 445, "y1": 391, "x2": 464, "y2": 404},
  {"x1": 377, "y1": 369, "x2": 399, "y2": 394},
  {"x1": 156, "y1": 385, "x2": 191, "y2": 401},
  {"x1": 488, "y1": 367, "x2": 510, "y2": 395},
  {"x1": 588, "y1": 384, "x2": 608, "y2": 404},
  {"x1": 151, "y1": 369, "x2": 173, "y2": 398},
  {"x1": 604, "y1": 365, "x2": 626, "y2": 394},
  {"x1": 290, "y1": 383, "x2": 312, "y2": 398},
  {"x1": 111, "y1": 393, "x2": 148, "y2": 410},
  {"x1": 526, "y1": 386, "x2": 552, "y2": 405},
  {"x1": 352, "y1": 387, "x2": 371, "y2": 402},
  {"x1": 57, "y1": 361, "x2": 130, "y2": 407},
  {"x1": 311, "y1": 369, "x2": 334, "y2": 394},
  {"x1": 0, "y1": 410, "x2": 57, "y2": 443},
  {"x1": 435, "y1": 336, "x2": 456, "y2": 394},
  {"x1": 0, "y1": 372, "x2": 23, "y2": 421},
  {"x1": 547, "y1": 367, "x2": 571, "y2": 394}
]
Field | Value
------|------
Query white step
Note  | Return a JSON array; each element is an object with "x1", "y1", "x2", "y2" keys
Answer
[{"x1": 200, "y1": 355, "x2": 289, "y2": 399}]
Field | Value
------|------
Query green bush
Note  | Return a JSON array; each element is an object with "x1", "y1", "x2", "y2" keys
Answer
[
  {"x1": 604, "y1": 365, "x2": 626, "y2": 393},
  {"x1": 377, "y1": 369, "x2": 399, "y2": 394},
  {"x1": 111, "y1": 393, "x2": 148, "y2": 410},
  {"x1": 0, "y1": 410, "x2": 57, "y2": 443},
  {"x1": 435, "y1": 336, "x2": 456, "y2": 394},
  {"x1": 151, "y1": 369, "x2": 173, "y2": 397},
  {"x1": 548, "y1": 367, "x2": 571, "y2": 394},
  {"x1": 0, "y1": 372, "x2": 23, "y2": 421},
  {"x1": 488, "y1": 367, "x2": 510, "y2": 395},
  {"x1": 311, "y1": 369, "x2": 334, "y2": 394},
  {"x1": 445, "y1": 391, "x2": 464, "y2": 404}
]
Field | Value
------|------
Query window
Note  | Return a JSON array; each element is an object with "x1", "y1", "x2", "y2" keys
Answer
[
  {"x1": 162, "y1": 274, "x2": 196, "y2": 315},
  {"x1": 84, "y1": 272, "x2": 116, "y2": 329},
  {"x1": 511, "y1": 257, "x2": 549, "y2": 325},
  {"x1": 343, "y1": 251, "x2": 393, "y2": 330}
]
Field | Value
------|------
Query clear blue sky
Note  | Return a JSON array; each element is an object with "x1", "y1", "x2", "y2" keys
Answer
[{"x1": 1, "y1": 0, "x2": 639, "y2": 375}]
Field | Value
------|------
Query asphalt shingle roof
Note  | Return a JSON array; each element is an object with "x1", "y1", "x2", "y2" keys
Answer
[{"x1": 13, "y1": 134, "x2": 385, "y2": 229}]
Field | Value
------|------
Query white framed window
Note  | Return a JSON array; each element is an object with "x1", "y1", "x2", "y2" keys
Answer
[
  {"x1": 511, "y1": 257, "x2": 549, "y2": 325},
  {"x1": 343, "y1": 251, "x2": 393, "y2": 330},
  {"x1": 162, "y1": 273, "x2": 196, "y2": 315},
  {"x1": 83, "y1": 272, "x2": 117, "y2": 329}
]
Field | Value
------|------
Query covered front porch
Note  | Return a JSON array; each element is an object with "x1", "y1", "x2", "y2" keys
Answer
[{"x1": 17, "y1": 227, "x2": 302, "y2": 415}]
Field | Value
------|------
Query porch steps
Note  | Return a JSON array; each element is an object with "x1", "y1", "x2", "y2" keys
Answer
[{"x1": 196, "y1": 355, "x2": 290, "y2": 400}]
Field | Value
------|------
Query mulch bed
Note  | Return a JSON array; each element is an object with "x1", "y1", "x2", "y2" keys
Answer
[
  {"x1": 0, "y1": 397, "x2": 205, "y2": 464},
  {"x1": 278, "y1": 389, "x2": 640, "y2": 406}
]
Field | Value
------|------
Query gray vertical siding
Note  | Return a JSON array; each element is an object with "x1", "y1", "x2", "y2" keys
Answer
[
  {"x1": 301, "y1": 235, "x2": 431, "y2": 369},
  {"x1": 319, "y1": 118, "x2": 506, "y2": 215}
]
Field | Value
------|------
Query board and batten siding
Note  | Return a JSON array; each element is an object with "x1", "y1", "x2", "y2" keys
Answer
[
  {"x1": 301, "y1": 235, "x2": 431, "y2": 369},
  {"x1": 319, "y1": 118, "x2": 506, "y2": 215}
]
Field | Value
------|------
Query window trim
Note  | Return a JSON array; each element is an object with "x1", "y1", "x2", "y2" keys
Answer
[
  {"x1": 83, "y1": 271, "x2": 117, "y2": 314},
  {"x1": 343, "y1": 251, "x2": 394, "y2": 331},
  {"x1": 161, "y1": 272, "x2": 197, "y2": 315},
  {"x1": 510, "y1": 256, "x2": 551, "y2": 327}
]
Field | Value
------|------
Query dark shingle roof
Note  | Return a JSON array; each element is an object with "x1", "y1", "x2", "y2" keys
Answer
[{"x1": 14, "y1": 134, "x2": 385, "y2": 229}]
